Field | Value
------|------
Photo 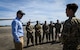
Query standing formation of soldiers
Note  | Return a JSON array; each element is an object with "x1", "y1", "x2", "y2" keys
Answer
[
  {"x1": 11, "y1": 3, "x2": 80, "y2": 50},
  {"x1": 25, "y1": 20, "x2": 62, "y2": 46}
]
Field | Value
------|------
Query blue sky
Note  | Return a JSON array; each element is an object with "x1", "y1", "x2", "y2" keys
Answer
[{"x1": 0, "y1": 0, "x2": 80, "y2": 25}]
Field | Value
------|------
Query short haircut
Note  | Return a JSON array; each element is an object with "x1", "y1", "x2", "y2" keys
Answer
[{"x1": 66, "y1": 3, "x2": 78, "y2": 13}]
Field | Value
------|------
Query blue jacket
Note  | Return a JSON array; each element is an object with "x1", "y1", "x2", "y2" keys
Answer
[{"x1": 11, "y1": 17, "x2": 24, "y2": 42}]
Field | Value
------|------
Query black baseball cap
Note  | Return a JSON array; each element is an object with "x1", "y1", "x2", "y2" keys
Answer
[{"x1": 17, "y1": 10, "x2": 25, "y2": 15}]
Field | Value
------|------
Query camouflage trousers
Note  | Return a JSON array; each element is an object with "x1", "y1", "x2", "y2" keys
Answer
[{"x1": 35, "y1": 32, "x2": 41, "y2": 45}]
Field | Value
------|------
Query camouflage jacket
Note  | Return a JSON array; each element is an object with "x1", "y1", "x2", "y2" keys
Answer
[
  {"x1": 49, "y1": 24, "x2": 54, "y2": 32},
  {"x1": 43, "y1": 24, "x2": 49, "y2": 33},
  {"x1": 34, "y1": 24, "x2": 41, "y2": 33},
  {"x1": 55, "y1": 23, "x2": 61, "y2": 29},
  {"x1": 26, "y1": 25, "x2": 33, "y2": 34},
  {"x1": 62, "y1": 17, "x2": 80, "y2": 42}
]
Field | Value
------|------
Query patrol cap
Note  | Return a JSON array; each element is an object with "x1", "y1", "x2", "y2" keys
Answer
[{"x1": 17, "y1": 10, "x2": 25, "y2": 15}]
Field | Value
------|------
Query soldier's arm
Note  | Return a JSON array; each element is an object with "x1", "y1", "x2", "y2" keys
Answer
[
  {"x1": 30, "y1": 26, "x2": 33, "y2": 33},
  {"x1": 61, "y1": 22, "x2": 68, "y2": 36},
  {"x1": 47, "y1": 25, "x2": 49, "y2": 31},
  {"x1": 60, "y1": 23, "x2": 62, "y2": 28},
  {"x1": 42, "y1": 25, "x2": 44, "y2": 30},
  {"x1": 54, "y1": 23, "x2": 56, "y2": 28},
  {"x1": 33, "y1": 25, "x2": 36, "y2": 29},
  {"x1": 25, "y1": 26, "x2": 27, "y2": 31}
]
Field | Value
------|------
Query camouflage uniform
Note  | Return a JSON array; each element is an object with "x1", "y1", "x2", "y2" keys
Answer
[
  {"x1": 62, "y1": 17, "x2": 80, "y2": 50},
  {"x1": 26, "y1": 24, "x2": 34, "y2": 46},
  {"x1": 34, "y1": 24, "x2": 41, "y2": 45},
  {"x1": 55, "y1": 23, "x2": 61, "y2": 41},
  {"x1": 42, "y1": 24, "x2": 49, "y2": 42},
  {"x1": 49, "y1": 24, "x2": 54, "y2": 41}
]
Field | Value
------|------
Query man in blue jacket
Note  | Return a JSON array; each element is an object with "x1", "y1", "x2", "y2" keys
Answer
[{"x1": 11, "y1": 10, "x2": 25, "y2": 50}]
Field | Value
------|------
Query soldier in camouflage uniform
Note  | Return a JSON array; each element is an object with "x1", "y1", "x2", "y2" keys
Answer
[
  {"x1": 61, "y1": 3, "x2": 80, "y2": 50},
  {"x1": 26, "y1": 21, "x2": 34, "y2": 46},
  {"x1": 42, "y1": 21, "x2": 49, "y2": 42},
  {"x1": 49, "y1": 21, "x2": 54, "y2": 41},
  {"x1": 34, "y1": 21, "x2": 41, "y2": 45},
  {"x1": 55, "y1": 20, "x2": 61, "y2": 42}
]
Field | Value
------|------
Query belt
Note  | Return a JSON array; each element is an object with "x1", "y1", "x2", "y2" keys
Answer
[{"x1": 19, "y1": 36, "x2": 23, "y2": 38}]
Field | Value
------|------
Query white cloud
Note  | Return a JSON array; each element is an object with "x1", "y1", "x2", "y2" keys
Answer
[{"x1": 0, "y1": 0, "x2": 80, "y2": 25}]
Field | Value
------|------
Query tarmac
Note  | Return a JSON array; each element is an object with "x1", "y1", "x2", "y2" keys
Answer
[{"x1": 0, "y1": 26, "x2": 63, "y2": 50}]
